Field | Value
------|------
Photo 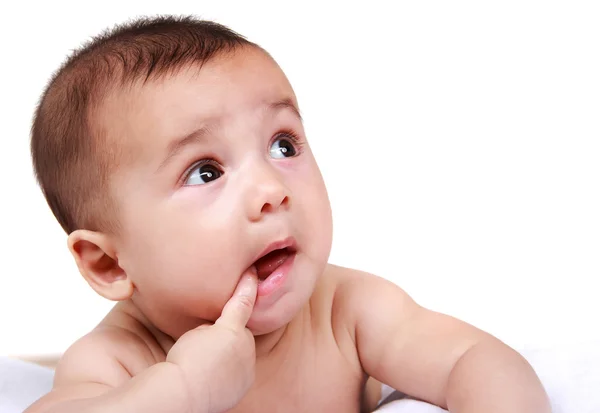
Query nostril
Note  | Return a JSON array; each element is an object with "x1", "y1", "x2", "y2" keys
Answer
[
  {"x1": 260, "y1": 202, "x2": 274, "y2": 214},
  {"x1": 259, "y1": 195, "x2": 289, "y2": 214}
]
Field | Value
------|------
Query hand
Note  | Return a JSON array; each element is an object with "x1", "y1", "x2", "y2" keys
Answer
[{"x1": 166, "y1": 269, "x2": 258, "y2": 413}]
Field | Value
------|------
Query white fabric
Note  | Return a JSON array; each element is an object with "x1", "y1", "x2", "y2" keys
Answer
[
  {"x1": 378, "y1": 398, "x2": 447, "y2": 412},
  {"x1": 0, "y1": 357, "x2": 53, "y2": 413}
]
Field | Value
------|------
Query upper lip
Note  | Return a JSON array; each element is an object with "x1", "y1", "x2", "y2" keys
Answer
[{"x1": 251, "y1": 236, "x2": 297, "y2": 264}]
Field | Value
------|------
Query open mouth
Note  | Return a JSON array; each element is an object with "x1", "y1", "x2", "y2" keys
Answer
[{"x1": 252, "y1": 245, "x2": 297, "y2": 283}]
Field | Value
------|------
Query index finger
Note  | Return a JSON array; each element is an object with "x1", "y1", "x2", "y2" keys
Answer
[{"x1": 215, "y1": 269, "x2": 258, "y2": 331}]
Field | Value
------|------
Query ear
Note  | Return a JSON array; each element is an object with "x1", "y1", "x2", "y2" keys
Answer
[{"x1": 67, "y1": 230, "x2": 134, "y2": 301}]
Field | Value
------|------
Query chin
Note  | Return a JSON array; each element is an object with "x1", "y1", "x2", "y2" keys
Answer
[
  {"x1": 246, "y1": 291, "x2": 308, "y2": 335},
  {"x1": 247, "y1": 323, "x2": 281, "y2": 336}
]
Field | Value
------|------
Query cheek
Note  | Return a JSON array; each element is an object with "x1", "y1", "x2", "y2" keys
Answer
[
  {"x1": 119, "y1": 205, "x2": 243, "y2": 309},
  {"x1": 289, "y1": 158, "x2": 333, "y2": 257}
]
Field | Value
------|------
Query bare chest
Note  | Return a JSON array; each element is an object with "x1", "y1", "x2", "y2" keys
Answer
[{"x1": 229, "y1": 342, "x2": 366, "y2": 413}]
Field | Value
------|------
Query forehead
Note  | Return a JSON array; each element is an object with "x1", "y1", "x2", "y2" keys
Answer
[{"x1": 96, "y1": 46, "x2": 296, "y2": 162}]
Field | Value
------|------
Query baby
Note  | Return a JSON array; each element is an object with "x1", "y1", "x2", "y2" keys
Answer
[{"x1": 26, "y1": 15, "x2": 551, "y2": 413}]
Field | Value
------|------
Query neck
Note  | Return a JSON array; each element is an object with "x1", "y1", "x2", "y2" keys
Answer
[
  {"x1": 254, "y1": 323, "x2": 289, "y2": 358},
  {"x1": 253, "y1": 300, "x2": 312, "y2": 359}
]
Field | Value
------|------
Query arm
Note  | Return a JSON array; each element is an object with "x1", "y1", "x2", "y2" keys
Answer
[
  {"x1": 26, "y1": 359, "x2": 198, "y2": 413},
  {"x1": 346, "y1": 272, "x2": 551, "y2": 413},
  {"x1": 24, "y1": 325, "x2": 197, "y2": 413},
  {"x1": 27, "y1": 271, "x2": 259, "y2": 413}
]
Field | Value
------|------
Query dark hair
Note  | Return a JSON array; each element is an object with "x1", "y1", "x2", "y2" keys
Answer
[{"x1": 31, "y1": 15, "x2": 255, "y2": 234}]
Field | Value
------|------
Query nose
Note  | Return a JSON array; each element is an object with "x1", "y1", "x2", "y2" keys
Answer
[{"x1": 245, "y1": 163, "x2": 290, "y2": 222}]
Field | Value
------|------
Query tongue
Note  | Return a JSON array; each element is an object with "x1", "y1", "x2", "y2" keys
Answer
[{"x1": 254, "y1": 249, "x2": 290, "y2": 280}]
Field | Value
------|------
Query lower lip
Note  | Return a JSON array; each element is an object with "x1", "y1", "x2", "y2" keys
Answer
[{"x1": 257, "y1": 253, "x2": 296, "y2": 297}]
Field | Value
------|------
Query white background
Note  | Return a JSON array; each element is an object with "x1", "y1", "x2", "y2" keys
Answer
[{"x1": 0, "y1": 1, "x2": 598, "y2": 357}]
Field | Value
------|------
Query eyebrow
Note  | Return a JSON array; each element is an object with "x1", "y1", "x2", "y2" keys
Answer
[
  {"x1": 157, "y1": 97, "x2": 302, "y2": 172},
  {"x1": 157, "y1": 126, "x2": 212, "y2": 172},
  {"x1": 269, "y1": 97, "x2": 303, "y2": 122}
]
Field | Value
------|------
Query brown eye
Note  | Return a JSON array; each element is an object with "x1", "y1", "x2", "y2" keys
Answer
[
  {"x1": 270, "y1": 136, "x2": 297, "y2": 158},
  {"x1": 185, "y1": 162, "x2": 223, "y2": 186}
]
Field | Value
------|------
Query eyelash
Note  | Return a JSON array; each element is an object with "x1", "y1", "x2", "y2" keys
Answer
[
  {"x1": 179, "y1": 130, "x2": 304, "y2": 185},
  {"x1": 180, "y1": 158, "x2": 220, "y2": 186},
  {"x1": 273, "y1": 129, "x2": 305, "y2": 154}
]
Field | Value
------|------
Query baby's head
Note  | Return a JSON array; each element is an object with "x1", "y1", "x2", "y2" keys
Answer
[{"x1": 31, "y1": 16, "x2": 333, "y2": 337}]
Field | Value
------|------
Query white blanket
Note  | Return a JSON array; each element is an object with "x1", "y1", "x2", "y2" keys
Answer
[
  {"x1": 0, "y1": 357, "x2": 53, "y2": 413},
  {"x1": 2, "y1": 342, "x2": 599, "y2": 412}
]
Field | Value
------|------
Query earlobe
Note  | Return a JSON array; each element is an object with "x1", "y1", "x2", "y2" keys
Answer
[{"x1": 67, "y1": 230, "x2": 134, "y2": 301}]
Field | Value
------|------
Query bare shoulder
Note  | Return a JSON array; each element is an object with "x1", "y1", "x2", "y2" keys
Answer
[
  {"x1": 326, "y1": 263, "x2": 405, "y2": 290},
  {"x1": 325, "y1": 265, "x2": 417, "y2": 408},
  {"x1": 328, "y1": 264, "x2": 417, "y2": 325},
  {"x1": 56, "y1": 301, "x2": 167, "y2": 387},
  {"x1": 327, "y1": 264, "x2": 423, "y2": 357},
  {"x1": 26, "y1": 302, "x2": 167, "y2": 412}
]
